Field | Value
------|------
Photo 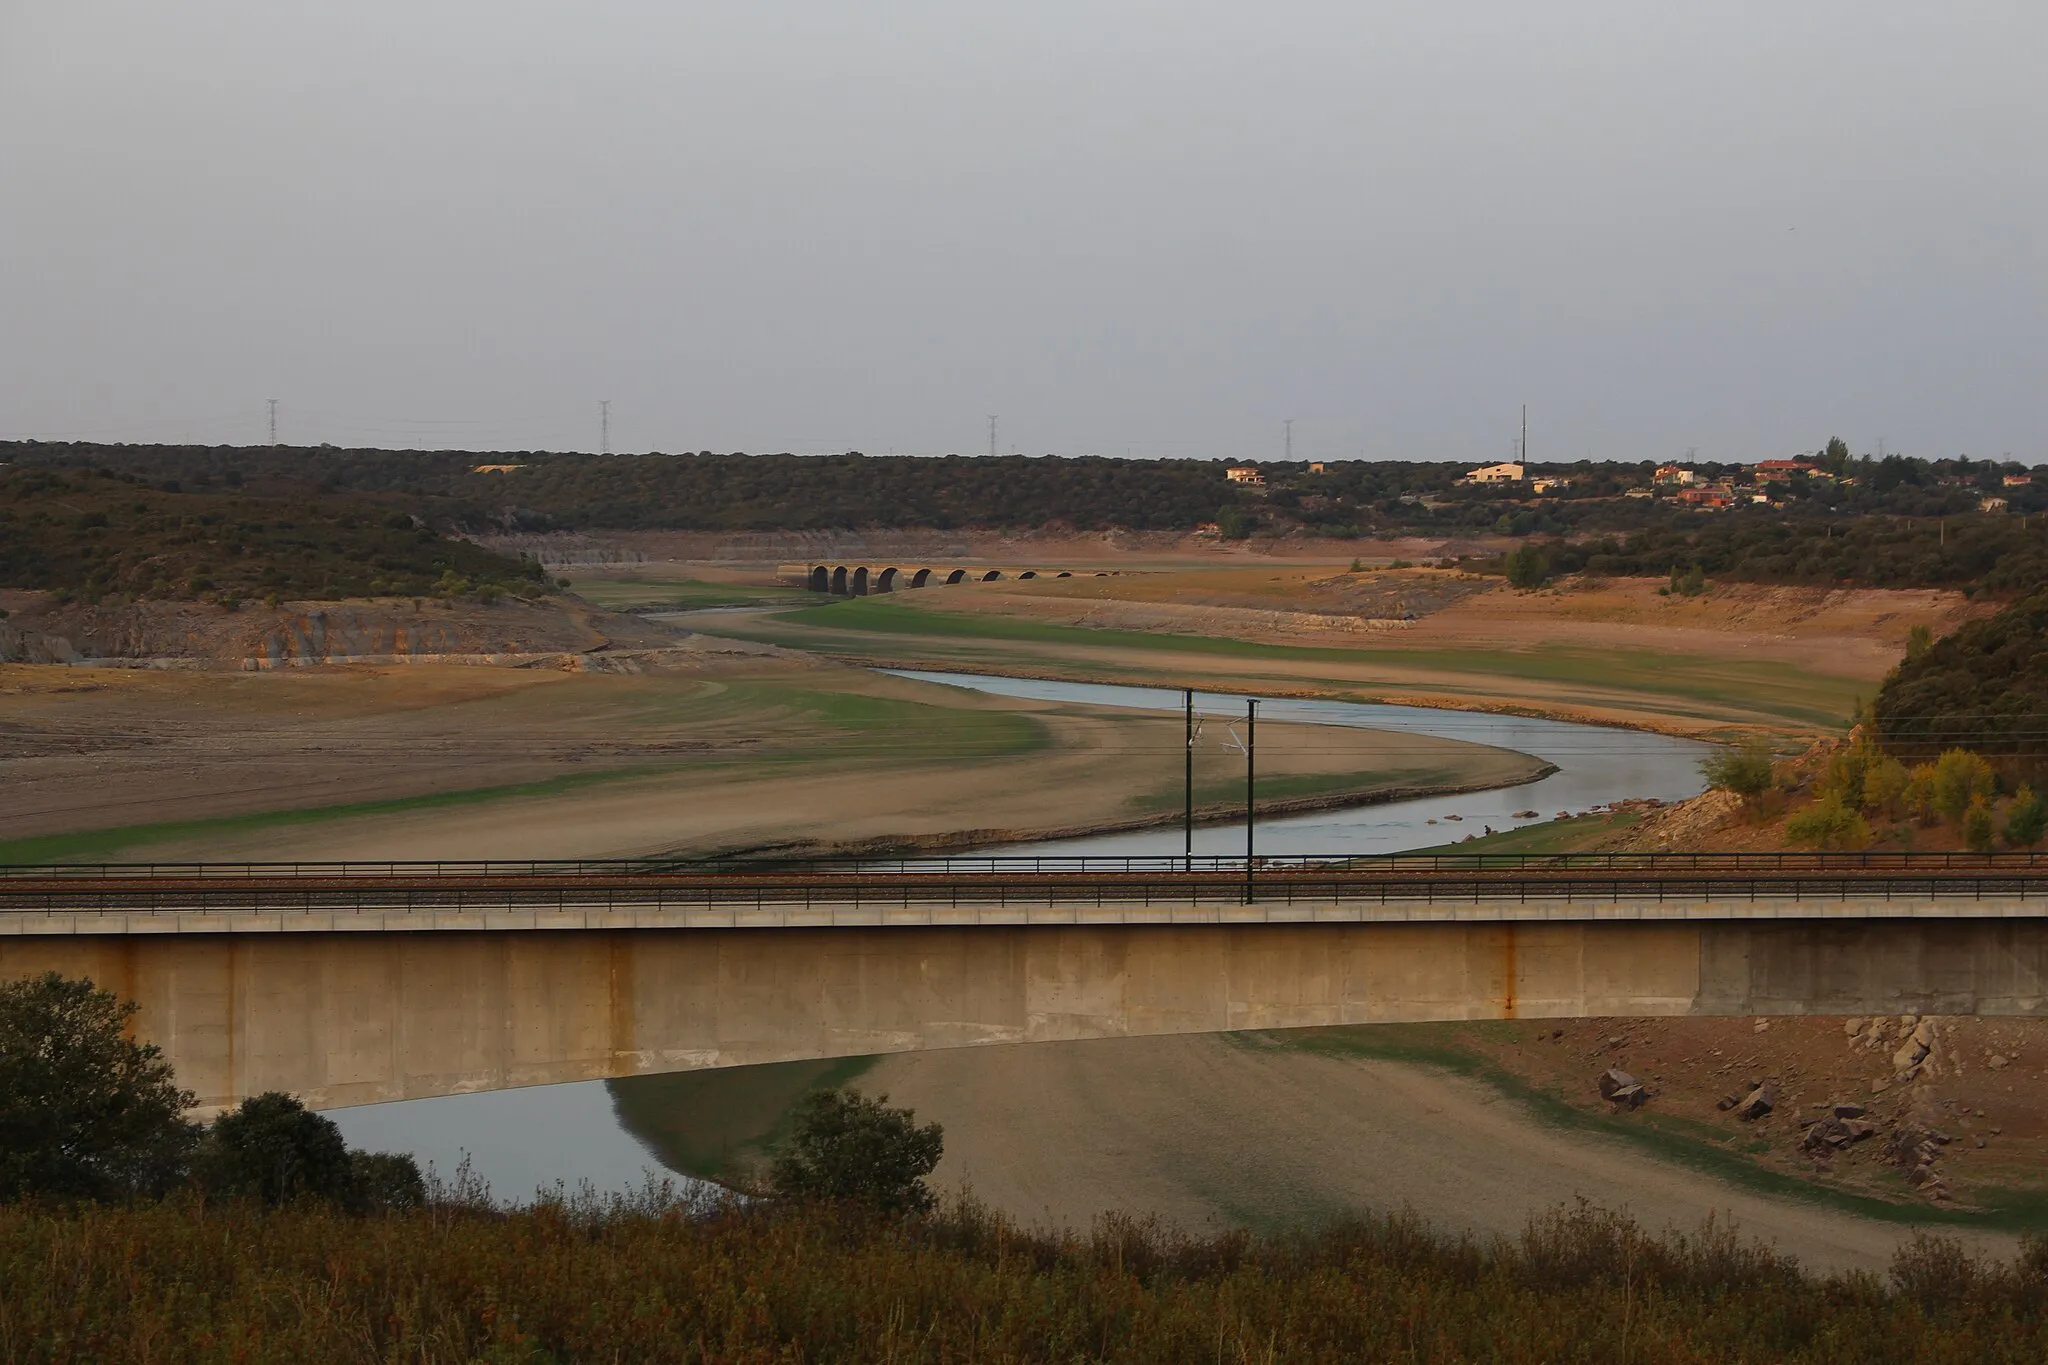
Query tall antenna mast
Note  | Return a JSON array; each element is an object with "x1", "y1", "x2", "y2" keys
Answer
[
  {"x1": 267, "y1": 398, "x2": 278, "y2": 445},
  {"x1": 600, "y1": 400, "x2": 612, "y2": 455},
  {"x1": 1284, "y1": 418, "x2": 1293, "y2": 463},
  {"x1": 988, "y1": 415, "x2": 998, "y2": 458},
  {"x1": 1521, "y1": 405, "x2": 1527, "y2": 464}
]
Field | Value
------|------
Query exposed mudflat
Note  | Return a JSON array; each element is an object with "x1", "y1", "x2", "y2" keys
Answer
[
  {"x1": 0, "y1": 660, "x2": 1543, "y2": 861},
  {"x1": 862, "y1": 1033, "x2": 2024, "y2": 1275}
]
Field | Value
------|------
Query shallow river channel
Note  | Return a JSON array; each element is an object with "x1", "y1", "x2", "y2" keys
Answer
[{"x1": 327, "y1": 672, "x2": 1714, "y2": 1199}]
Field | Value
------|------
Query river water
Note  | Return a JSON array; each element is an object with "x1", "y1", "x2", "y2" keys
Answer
[{"x1": 327, "y1": 672, "x2": 1712, "y2": 1200}]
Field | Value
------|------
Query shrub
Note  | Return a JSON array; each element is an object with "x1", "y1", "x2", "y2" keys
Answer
[
  {"x1": 1963, "y1": 797, "x2": 1998, "y2": 854},
  {"x1": 2005, "y1": 786, "x2": 2047, "y2": 849},
  {"x1": 1699, "y1": 739, "x2": 1775, "y2": 806},
  {"x1": 0, "y1": 973, "x2": 197, "y2": 1201},
  {"x1": 195, "y1": 1092, "x2": 357, "y2": 1206},
  {"x1": 1819, "y1": 745, "x2": 1869, "y2": 810},
  {"x1": 1862, "y1": 754, "x2": 1909, "y2": 818},
  {"x1": 1504, "y1": 544, "x2": 1549, "y2": 589},
  {"x1": 350, "y1": 1150, "x2": 428, "y2": 1213},
  {"x1": 1785, "y1": 795, "x2": 1872, "y2": 850},
  {"x1": 769, "y1": 1089, "x2": 943, "y2": 1214},
  {"x1": 1932, "y1": 749, "x2": 1997, "y2": 824}
]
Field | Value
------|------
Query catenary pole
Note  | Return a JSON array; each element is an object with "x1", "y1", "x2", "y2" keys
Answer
[
  {"x1": 1184, "y1": 688, "x2": 1194, "y2": 870},
  {"x1": 1244, "y1": 698, "x2": 1257, "y2": 902}
]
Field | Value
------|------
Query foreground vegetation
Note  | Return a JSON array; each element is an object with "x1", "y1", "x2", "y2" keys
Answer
[
  {"x1": 15, "y1": 974, "x2": 2048, "y2": 1358},
  {"x1": 6, "y1": 1189, "x2": 2048, "y2": 1362}
]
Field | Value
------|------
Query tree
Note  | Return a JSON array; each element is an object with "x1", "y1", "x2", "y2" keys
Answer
[
  {"x1": 1700, "y1": 739, "x2": 1775, "y2": 808},
  {"x1": 349, "y1": 1150, "x2": 428, "y2": 1212},
  {"x1": 1215, "y1": 506, "x2": 1255, "y2": 540},
  {"x1": 770, "y1": 1089, "x2": 944, "y2": 1214},
  {"x1": 1863, "y1": 754, "x2": 1910, "y2": 818},
  {"x1": 0, "y1": 973, "x2": 196, "y2": 1202},
  {"x1": 1931, "y1": 749, "x2": 1997, "y2": 825},
  {"x1": 2005, "y1": 786, "x2": 2047, "y2": 849},
  {"x1": 1785, "y1": 795, "x2": 1873, "y2": 851},
  {"x1": 1963, "y1": 797, "x2": 1998, "y2": 854},
  {"x1": 196, "y1": 1091, "x2": 358, "y2": 1206},
  {"x1": 1504, "y1": 544, "x2": 1548, "y2": 589}
]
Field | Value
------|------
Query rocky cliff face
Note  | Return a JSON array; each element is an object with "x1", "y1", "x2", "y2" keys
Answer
[{"x1": 0, "y1": 593, "x2": 679, "y2": 668}]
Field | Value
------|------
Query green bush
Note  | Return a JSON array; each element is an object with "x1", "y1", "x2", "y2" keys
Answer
[
  {"x1": 1699, "y1": 739, "x2": 1775, "y2": 805},
  {"x1": 1785, "y1": 796, "x2": 1872, "y2": 850},
  {"x1": 769, "y1": 1089, "x2": 943, "y2": 1214},
  {"x1": 195, "y1": 1092, "x2": 358, "y2": 1206},
  {"x1": 1963, "y1": 797, "x2": 1998, "y2": 853},
  {"x1": 2005, "y1": 785, "x2": 2047, "y2": 849},
  {"x1": 1861, "y1": 753, "x2": 1909, "y2": 817},
  {"x1": 1504, "y1": 544, "x2": 1549, "y2": 589},
  {"x1": 1932, "y1": 749, "x2": 1997, "y2": 824}
]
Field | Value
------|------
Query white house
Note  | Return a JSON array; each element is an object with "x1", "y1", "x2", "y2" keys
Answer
[{"x1": 1462, "y1": 462, "x2": 1524, "y2": 484}]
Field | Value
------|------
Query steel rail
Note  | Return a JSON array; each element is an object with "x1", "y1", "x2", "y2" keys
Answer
[
  {"x1": 5, "y1": 868, "x2": 2047, "y2": 915},
  {"x1": 5, "y1": 851, "x2": 2048, "y2": 880}
]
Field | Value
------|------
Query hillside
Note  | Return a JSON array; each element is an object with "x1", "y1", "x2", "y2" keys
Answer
[
  {"x1": 5, "y1": 443, "x2": 2045, "y2": 592},
  {"x1": 1874, "y1": 588, "x2": 2048, "y2": 767},
  {"x1": 0, "y1": 464, "x2": 548, "y2": 604}
]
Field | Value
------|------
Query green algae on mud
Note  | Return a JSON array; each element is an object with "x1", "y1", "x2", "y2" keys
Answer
[{"x1": 703, "y1": 596, "x2": 1864, "y2": 731}]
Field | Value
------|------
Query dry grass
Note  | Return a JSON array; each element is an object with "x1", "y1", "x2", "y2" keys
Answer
[{"x1": 2, "y1": 1192, "x2": 2045, "y2": 1362}]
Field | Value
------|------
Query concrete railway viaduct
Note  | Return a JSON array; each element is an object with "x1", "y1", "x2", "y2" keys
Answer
[
  {"x1": 3, "y1": 858, "x2": 2046, "y2": 1114},
  {"x1": 777, "y1": 562, "x2": 1113, "y2": 595}
]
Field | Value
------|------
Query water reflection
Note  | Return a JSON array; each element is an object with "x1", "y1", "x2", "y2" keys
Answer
[{"x1": 326, "y1": 1078, "x2": 676, "y2": 1202}]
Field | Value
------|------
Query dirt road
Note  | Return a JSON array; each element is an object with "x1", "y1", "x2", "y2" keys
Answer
[{"x1": 862, "y1": 1034, "x2": 2022, "y2": 1275}]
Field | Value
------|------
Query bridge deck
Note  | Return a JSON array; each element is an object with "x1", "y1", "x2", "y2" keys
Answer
[{"x1": 4, "y1": 864, "x2": 2046, "y2": 932}]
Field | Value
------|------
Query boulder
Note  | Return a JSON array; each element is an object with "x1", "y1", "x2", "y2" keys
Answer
[
  {"x1": 1598, "y1": 1068, "x2": 1642, "y2": 1102},
  {"x1": 1733, "y1": 1083, "x2": 1776, "y2": 1121}
]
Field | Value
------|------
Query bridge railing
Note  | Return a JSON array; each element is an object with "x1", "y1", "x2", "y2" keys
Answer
[
  {"x1": 6, "y1": 872, "x2": 2048, "y2": 916},
  {"x1": 6, "y1": 851, "x2": 2048, "y2": 880}
]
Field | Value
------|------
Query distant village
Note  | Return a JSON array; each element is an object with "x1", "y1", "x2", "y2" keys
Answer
[{"x1": 1218, "y1": 455, "x2": 2031, "y2": 515}]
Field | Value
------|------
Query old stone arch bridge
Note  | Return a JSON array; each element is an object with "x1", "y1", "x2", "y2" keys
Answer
[{"x1": 777, "y1": 562, "x2": 1111, "y2": 595}]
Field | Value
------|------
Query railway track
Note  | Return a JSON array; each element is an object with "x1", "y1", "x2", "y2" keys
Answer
[{"x1": 6, "y1": 856, "x2": 2048, "y2": 914}]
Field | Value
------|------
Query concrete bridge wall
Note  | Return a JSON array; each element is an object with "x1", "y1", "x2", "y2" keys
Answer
[{"x1": 5, "y1": 908, "x2": 2046, "y2": 1112}]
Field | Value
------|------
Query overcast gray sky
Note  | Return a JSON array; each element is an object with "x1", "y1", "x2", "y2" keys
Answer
[{"x1": 3, "y1": 1, "x2": 2042, "y2": 463}]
